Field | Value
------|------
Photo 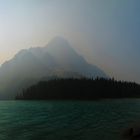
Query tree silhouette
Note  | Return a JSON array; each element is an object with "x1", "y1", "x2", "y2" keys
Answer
[{"x1": 16, "y1": 78, "x2": 140, "y2": 100}]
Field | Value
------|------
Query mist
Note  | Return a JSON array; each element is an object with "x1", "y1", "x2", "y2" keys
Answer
[{"x1": 0, "y1": 0, "x2": 140, "y2": 83}]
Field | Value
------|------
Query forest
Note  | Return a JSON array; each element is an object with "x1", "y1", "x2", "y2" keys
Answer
[{"x1": 16, "y1": 78, "x2": 140, "y2": 100}]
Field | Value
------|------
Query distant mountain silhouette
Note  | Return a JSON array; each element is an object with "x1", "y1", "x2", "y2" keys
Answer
[{"x1": 0, "y1": 37, "x2": 107, "y2": 99}]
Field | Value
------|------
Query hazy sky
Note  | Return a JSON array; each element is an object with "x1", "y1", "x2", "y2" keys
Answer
[{"x1": 0, "y1": 0, "x2": 140, "y2": 83}]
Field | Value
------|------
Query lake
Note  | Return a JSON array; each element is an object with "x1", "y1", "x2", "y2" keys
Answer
[{"x1": 0, "y1": 99, "x2": 140, "y2": 140}]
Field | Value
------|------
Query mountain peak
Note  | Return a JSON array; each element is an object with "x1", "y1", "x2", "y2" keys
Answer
[
  {"x1": 46, "y1": 36, "x2": 72, "y2": 51},
  {"x1": 49, "y1": 36, "x2": 69, "y2": 44}
]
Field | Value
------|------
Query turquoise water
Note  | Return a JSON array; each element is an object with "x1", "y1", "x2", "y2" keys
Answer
[{"x1": 0, "y1": 100, "x2": 140, "y2": 140}]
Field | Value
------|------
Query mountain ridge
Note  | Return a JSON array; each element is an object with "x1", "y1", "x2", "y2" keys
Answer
[{"x1": 0, "y1": 37, "x2": 108, "y2": 99}]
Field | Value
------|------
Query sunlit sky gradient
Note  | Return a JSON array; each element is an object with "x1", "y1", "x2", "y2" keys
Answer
[{"x1": 0, "y1": 0, "x2": 140, "y2": 83}]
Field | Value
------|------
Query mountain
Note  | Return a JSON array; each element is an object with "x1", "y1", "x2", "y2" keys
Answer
[
  {"x1": 44, "y1": 37, "x2": 107, "y2": 77},
  {"x1": 0, "y1": 37, "x2": 107, "y2": 99}
]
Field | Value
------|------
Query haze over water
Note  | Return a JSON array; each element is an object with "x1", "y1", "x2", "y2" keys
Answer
[{"x1": 0, "y1": 1, "x2": 140, "y2": 140}]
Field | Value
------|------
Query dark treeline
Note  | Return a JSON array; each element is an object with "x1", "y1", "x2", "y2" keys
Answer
[{"x1": 16, "y1": 78, "x2": 140, "y2": 100}]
